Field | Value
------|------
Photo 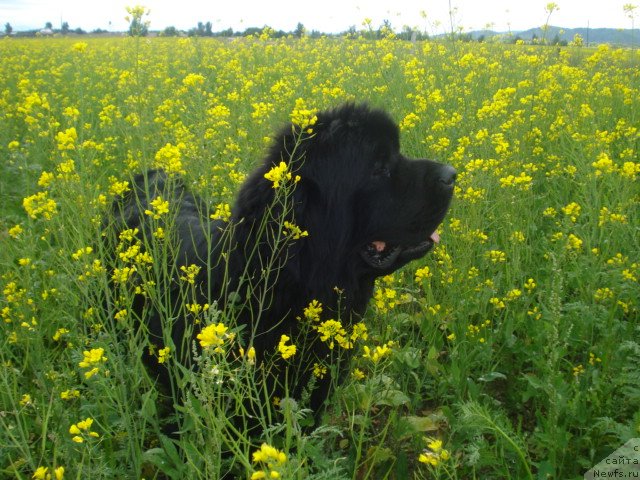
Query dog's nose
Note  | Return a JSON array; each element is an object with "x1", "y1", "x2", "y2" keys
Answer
[{"x1": 438, "y1": 165, "x2": 457, "y2": 187}]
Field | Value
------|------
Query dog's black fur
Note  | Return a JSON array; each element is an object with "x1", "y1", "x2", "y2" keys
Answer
[{"x1": 109, "y1": 103, "x2": 455, "y2": 420}]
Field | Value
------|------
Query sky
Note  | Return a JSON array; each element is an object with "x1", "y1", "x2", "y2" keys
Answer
[{"x1": 0, "y1": 0, "x2": 636, "y2": 34}]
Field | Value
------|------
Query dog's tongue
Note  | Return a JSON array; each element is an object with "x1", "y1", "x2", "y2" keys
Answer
[
  {"x1": 372, "y1": 232, "x2": 439, "y2": 252},
  {"x1": 372, "y1": 241, "x2": 387, "y2": 252}
]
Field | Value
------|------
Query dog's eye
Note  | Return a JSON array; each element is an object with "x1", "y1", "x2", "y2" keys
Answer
[{"x1": 373, "y1": 166, "x2": 391, "y2": 178}]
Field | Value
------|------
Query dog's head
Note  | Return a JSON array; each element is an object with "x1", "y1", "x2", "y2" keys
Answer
[{"x1": 234, "y1": 103, "x2": 455, "y2": 280}]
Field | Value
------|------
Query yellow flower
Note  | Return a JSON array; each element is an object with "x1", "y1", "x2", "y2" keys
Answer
[
  {"x1": 60, "y1": 389, "x2": 80, "y2": 400},
  {"x1": 363, "y1": 343, "x2": 393, "y2": 363},
  {"x1": 23, "y1": 191, "x2": 58, "y2": 220},
  {"x1": 72, "y1": 41, "x2": 88, "y2": 52},
  {"x1": 18, "y1": 258, "x2": 31, "y2": 267},
  {"x1": 264, "y1": 161, "x2": 300, "y2": 189},
  {"x1": 108, "y1": 178, "x2": 130, "y2": 197},
  {"x1": 32, "y1": 467, "x2": 48, "y2": 479},
  {"x1": 524, "y1": 278, "x2": 536, "y2": 292},
  {"x1": 316, "y1": 319, "x2": 346, "y2": 350},
  {"x1": 158, "y1": 346, "x2": 171, "y2": 364},
  {"x1": 290, "y1": 97, "x2": 317, "y2": 133},
  {"x1": 278, "y1": 334, "x2": 296, "y2": 359},
  {"x1": 144, "y1": 196, "x2": 169, "y2": 219},
  {"x1": 182, "y1": 73, "x2": 205, "y2": 87},
  {"x1": 352, "y1": 368, "x2": 365, "y2": 380},
  {"x1": 154, "y1": 143, "x2": 186, "y2": 176},
  {"x1": 418, "y1": 452, "x2": 439, "y2": 466},
  {"x1": 313, "y1": 362, "x2": 327, "y2": 379},
  {"x1": 79, "y1": 348, "x2": 107, "y2": 368},
  {"x1": 562, "y1": 202, "x2": 581, "y2": 222},
  {"x1": 251, "y1": 443, "x2": 287, "y2": 480},
  {"x1": 78, "y1": 348, "x2": 107, "y2": 378},
  {"x1": 485, "y1": 250, "x2": 506, "y2": 263},
  {"x1": 239, "y1": 345, "x2": 257, "y2": 365},
  {"x1": 180, "y1": 264, "x2": 201, "y2": 284},
  {"x1": 111, "y1": 266, "x2": 136, "y2": 284},
  {"x1": 415, "y1": 266, "x2": 432, "y2": 282},
  {"x1": 53, "y1": 328, "x2": 69, "y2": 341},
  {"x1": 8, "y1": 224, "x2": 23, "y2": 238},
  {"x1": 69, "y1": 417, "x2": 100, "y2": 443},
  {"x1": 283, "y1": 221, "x2": 308, "y2": 240},
  {"x1": 197, "y1": 322, "x2": 229, "y2": 350},
  {"x1": 211, "y1": 202, "x2": 232, "y2": 222},
  {"x1": 419, "y1": 437, "x2": 450, "y2": 467},
  {"x1": 566, "y1": 233, "x2": 583, "y2": 251},
  {"x1": 55, "y1": 127, "x2": 77, "y2": 151},
  {"x1": 303, "y1": 300, "x2": 322, "y2": 322}
]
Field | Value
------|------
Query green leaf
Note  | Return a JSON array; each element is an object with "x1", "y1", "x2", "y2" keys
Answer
[{"x1": 375, "y1": 388, "x2": 410, "y2": 407}]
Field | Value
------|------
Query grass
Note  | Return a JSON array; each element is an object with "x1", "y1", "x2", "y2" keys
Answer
[{"x1": 1, "y1": 33, "x2": 639, "y2": 479}]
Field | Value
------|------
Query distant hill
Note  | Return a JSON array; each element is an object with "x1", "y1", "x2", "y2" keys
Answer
[{"x1": 467, "y1": 26, "x2": 636, "y2": 46}]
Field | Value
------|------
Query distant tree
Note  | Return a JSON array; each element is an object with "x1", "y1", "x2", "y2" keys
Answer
[
  {"x1": 242, "y1": 27, "x2": 262, "y2": 37},
  {"x1": 45, "y1": 21, "x2": 53, "y2": 30},
  {"x1": 294, "y1": 22, "x2": 305, "y2": 38},
  {"x1": 161, "y1": 26, "x2": 178, "y2": 37},
  {"x1": 4, "y1": 22, "x2": 12, "y2": 35},
  {"x1": 61, "y1": 22, "x2": 69, "y2": 34},
  {"x1": 193, "y1": 21, "x2": 213, "y2": 36},
  {"x1": 74, "y1": 27, "x2": 86, "y2": 35},
  {"x1": 217, "y1": 28, "x2": 234, "y2": 37}
]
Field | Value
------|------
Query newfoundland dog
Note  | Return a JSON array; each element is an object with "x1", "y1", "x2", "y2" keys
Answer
[{"x1": 109, "y1": 103, "x2": 455, "y2": 421}]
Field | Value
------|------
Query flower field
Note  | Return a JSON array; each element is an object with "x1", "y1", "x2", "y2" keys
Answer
[{"x1": 1, "y1": 34, "x2": 639, "y2": 479}]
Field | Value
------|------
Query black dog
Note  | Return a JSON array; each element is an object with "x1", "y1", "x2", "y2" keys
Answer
[{"x1": 108, "y1": 103, "x2": 455, "y2": 423}]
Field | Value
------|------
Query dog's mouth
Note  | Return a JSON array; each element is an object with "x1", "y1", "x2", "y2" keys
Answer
[{"x1": 360, "y1": 231, "x2": 441, "y2": 269}]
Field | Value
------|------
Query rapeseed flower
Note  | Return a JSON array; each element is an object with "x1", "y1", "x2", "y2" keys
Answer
[
  {"x1": 179, "y1": 264, "x2": 201, "y2": 284},
  {"x1": 69, "y1": 417, "x2": 100, "y2": 443},
  {"x1": 23, "y1": 191, "x2": 58, "y2": 220},
  {"x1": 566, "y1": 233, "x2": 583, "y2": 251},
  {"x1": 239, "y1": 345, "x2": 256, "y2": 364},
  {"x1": 363, "y1": 342, "x2": 393, "y2": 363},
  {"x1": 282, "y1": 221, "x2": 308, "y2": 240},
  {"x1": 211, "y1": 202, "x2": 231, "y2": 222},
  {"x1": 154, "y1": 143, "x2": 186, "y2": 176},
  {"x1": 157, "y1": 346, "x2": 171, "y2": 364},
  {"x1": 313, "y1": 362, "x2": 327, "y2": 379},
  {"x1": 415, "y1": 266, "x2": 432, "y2": 282},
  {"x1": 144, "y1": 196, "x2": 169, "y2": 219},
  {"x1": 8, "y1": 224, "x2": 23, "y2": 238},
  {"x1": 562, "y1": 202, "x2": 581, "y2": 222},
  {"x1": 79, "y1": 347, "x2": 107, "y2": 379},
  {"x1": 485, "y1": 250, "x2": 507, "y2": 263},
  {"x1": 264, "y1": 161, "x2": 300, "y2": 189},
  {"x1": 197, "y1": 322, "x2": 229, "y2": 352},
  {"x1": 60, "y1": 389, "x2": 80, "y2": 400},
  {"x1": 32, "y1": 467, "x2": 48, "y2": 479},
  {"x1": 419, "y1": 438, "x2": 450, "y2": 467},
  {"x1": 251, "y1": 443, "x2": 287, "y2": 479},
  {"x1": 55, "y1": 127, "x2": 77, "y2": 151},
  {"x1": 303, "y1": 300, "x2": 322, "y2": 322},
  {"x1": 316, "y1": 319, "x2": 346, "y2": 350},
  {"x1": 277, "y1": 334, "x2": 296, "y2": 359},
  {"x1": 290, "y1": 97, "x2": 317, "y2": 133}
]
